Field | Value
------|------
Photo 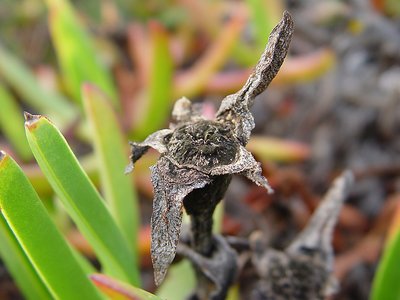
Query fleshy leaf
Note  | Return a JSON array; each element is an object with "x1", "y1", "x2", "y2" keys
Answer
[
  {"x1": 247, "y1": 136, "x2": 311, "y2": 163},
  {"x1": 0, "y1": 151, "x2": 103, "y2": 299},
  {"x1": 91, "y1": 274, "x2": 161, "y2": 300},
  {"x1": 45, "y1": 0, "x2": 118, "y2": 105},
  {"x1": 0, "y1": 84, "x2": 32, "y2": 161},
  {"x1": 82, "y1": 84, "x2": 140, "y2": 257},
  {"x1": 0, "y1": 214, "x2": 52, "y2": 300},
  {"x1": 25, "y1": 113, "x2": 140, "y2": 285},
  {"x1": 0, "y1": 45, "x2": 77, "y2": 129}
]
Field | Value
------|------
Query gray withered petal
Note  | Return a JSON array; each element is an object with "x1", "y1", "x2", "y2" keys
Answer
[
  {"x1": 241, "y1": 164, "x2": 273, "y2": 194},
  {"x1": 125, "y1": 129, "x2": 172, "y2": 173},
  {"x1": 150, "y1": 156, "x2": 212, "y2": 285},
  {"x1": 210, "y1": 145, "x2": 273, "y2": 193},
  {"x1": 216, "y1": 11, "x2": 294, "y2": 145}
]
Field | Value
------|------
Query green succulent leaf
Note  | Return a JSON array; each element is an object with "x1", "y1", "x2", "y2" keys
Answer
[
  {"x1": 371, "y1": 213, "x2": 400, "y2": 300},
  {"x1": 0, "y1": 84, "x2": 32, "y2": 161},
  {"x1": 0, "y1": 151, "x2": 103, "y2": 300},
  {"x1": 25, "y1": 113, "x2": 140, "y2": 286},
  {"x1": 131, "y1": 22, "x2": 173, "y2": 140},
  {"x1": 0, "y1": 45, "x2": 77, "y2": 129},
  {"x1": 0, "y1": 214, "x2": 52, "y2": 300},
  {"x1": 45, "y1": 0, "x2": 118, "y2": 106},
  {"x1": 82, "y1": 84, "x2": 140, "y2": 258},
  {"x1": 91, "y1": 273, "x2": 162, "y2": 300}
]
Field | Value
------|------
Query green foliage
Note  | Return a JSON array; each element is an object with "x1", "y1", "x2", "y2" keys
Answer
[
  {"x1": 0, "y1": 214, "x2": 51, "y2": 300},
  {"x1": 156, "y1": 260, "x2": 196, "y2": 299},
  {"x1": 0, "y1": 84, "x2": 32, "y2": 161},
  {"x1": 45, "y1": 0, "x2": 118, "y2": 106},
  {"x1": 25, "y1": 113, "x2": 140, "y2": 285},
  {"x1": 371, "y1": 226, "x2": 400, "y2": 300},
  {"x1": 131, "y1": 23, "x2": 173, "y2": 140},
  {"x1": 0, "y1": 1, "x2": 346, "y2": 298},
  {"x1": 91, "y1": 273, "x2": 162, "y2": 300},
  {"x1": 0, "y1": 45, "x2": 77, "y2": 129},
  {"x1": 247, "y1": 0, "x2": 276, "y2": 49},
  {"x1": 82, "y1": 84, "x2": 140, "y2": 255},
  {"x1": 0, "y1": 152, "x2": 103, "y2": 299}
]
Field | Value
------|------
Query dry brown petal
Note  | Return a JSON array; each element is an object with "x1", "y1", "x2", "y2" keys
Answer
[
  {"x1": 216, "y1": 11, "x2": 295, "y2": 145},
  {"x1": 150, "y1": 157, "x2": 211, "y2": 285}
]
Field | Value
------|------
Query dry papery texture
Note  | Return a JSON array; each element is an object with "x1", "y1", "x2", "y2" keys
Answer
[{"x1": 126, "y1": 12, "x2": 329, "y2": 299}]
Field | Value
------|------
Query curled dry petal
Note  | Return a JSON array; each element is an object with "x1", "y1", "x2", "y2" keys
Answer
[
  {"x1": 125, "y1": 129, "x2": 172, "y2": 173},
  {"x1": 216, "y1": 11, "x2": 294, "y2": 145},
  {"x1": 241, "y1": 165, "x2": 273, "y2": 194},
  {"x1": 150, "y1": 157, "x2": 211, "y2": 285},
  {"x1": 210, "y1": 146, "x2": 273, "y2": 193}
]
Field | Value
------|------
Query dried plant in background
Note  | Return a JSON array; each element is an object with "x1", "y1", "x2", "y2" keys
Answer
[
  {"x1": 250, "y1": 171, "x2": 354, "y2": 300},
  {"x1": 126, "y1": 11, "x2": 293, "y2": 298}
]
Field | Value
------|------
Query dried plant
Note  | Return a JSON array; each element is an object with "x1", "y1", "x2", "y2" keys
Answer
[
  {"x1": 250, "y1": 171, "x2": 354, "y2": 300},
  {"x1": 126, "y1": 11, "x2": 294, "y2": 298}
]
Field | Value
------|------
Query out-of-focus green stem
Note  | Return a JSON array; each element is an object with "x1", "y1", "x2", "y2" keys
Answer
[
  {"x1": 0, "y1": 45, "x2": 77, "y2": 129},
  {"x1": 131, "y1": 22, "x2": 173, "y2": 140},
  {"x1": 173, "y1": 13, "x2": 245, "y2": 99},
  {"x1": 83, "y1": 84, "x2": 140, "y2": 257},
  {"x1": 0, "y1": 84, "x2": 33, "y2": 161},
  {"x1": 45, "y1": 0, "x2": 118, "y2": 106}
]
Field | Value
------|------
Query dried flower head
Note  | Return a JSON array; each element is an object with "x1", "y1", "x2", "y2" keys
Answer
[
  {"x1": 250, "y1": 171, "x2": 354, "y2": 300},
  {"x1": 126, "y1": 11, "x2": 294, "y2": 286}
]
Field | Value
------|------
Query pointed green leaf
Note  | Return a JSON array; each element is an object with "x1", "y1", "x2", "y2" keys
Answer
[
  {"x1": 0, "y1": 84, "x2": 32, "y2": 160},
  {"x1": 371, "y1": 204, "x2": 400, "y2": 300},
  {"x1": 0, "y1": 45, "x2": 77, "y2": 129},
  {"x1": 91, "y1": 273, "x2": 161, "y2": 300},
  {"x1": 131, "y1": 22, "x2": 173, "y2": 140},
  {"x1": 246, "y1": 0, "x2": 282, "y2": 50},
  {"x1": 82, "y1": 84, "x2": 140, "y2": 258},
  {"x1": 0, "y1": 214, "x2": 52, "y2": 300},
  {"x1": 25, "y1": 113, "x2": 140, "y2": 285},
  {"x1": 0, "y1": 151, "x2": 103, "y2": 300},
  {"x1": 45, "y1": 0, "x2": 118, "y2": 105}
]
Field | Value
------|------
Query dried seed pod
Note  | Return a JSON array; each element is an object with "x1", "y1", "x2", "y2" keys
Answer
[
  {"x1": 250, "y1": 171, "x2": 354, "y2": 300},
  {"x1": 127, "y1": 11, "x2": 294, "y2": 286}
]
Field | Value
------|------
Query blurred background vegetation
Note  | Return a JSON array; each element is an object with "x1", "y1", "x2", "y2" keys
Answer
[{"x1": 1, "y1": 0, "x2": 400, "y2": 299}]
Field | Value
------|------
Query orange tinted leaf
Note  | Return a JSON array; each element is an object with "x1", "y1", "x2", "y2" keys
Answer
[
  {"x1": 247, "y1": 136, "x2": 310, "y2": 163},
  {"x1": 272, "y1": 48, "x2": 336, "y2": 86},
  {"x1": 173, "y1": 13, "x2": 246, "y2": 99},
  {"x1": 90, "y1": 274, "x2": 160, "y2": 300}
]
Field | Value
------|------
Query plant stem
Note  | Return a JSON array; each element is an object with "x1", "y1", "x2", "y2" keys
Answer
[{"x1": 183, "y1": 175, "x2": 232, "y2": 299}]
